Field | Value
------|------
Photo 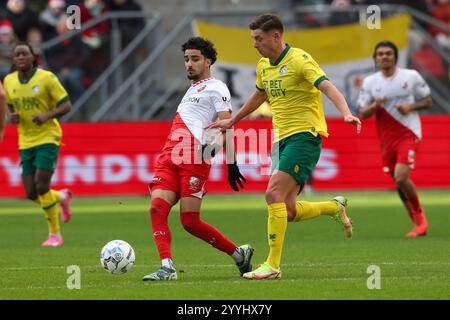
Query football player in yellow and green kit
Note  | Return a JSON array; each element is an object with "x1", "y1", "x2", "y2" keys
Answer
[
  {"x1": 208, "y1": 14, "x2": 361, "y2": 279},
  {"x1": 3, "y1": 42, "x2": 73, "y2": 247}
]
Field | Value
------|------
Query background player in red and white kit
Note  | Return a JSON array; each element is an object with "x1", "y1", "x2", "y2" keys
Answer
[
  {"x1": 142, "y1": 37, "x2": 253, "y2": 281},
  {"x1": 358, "y1": 41, "x2": 432, "y2": 238}
]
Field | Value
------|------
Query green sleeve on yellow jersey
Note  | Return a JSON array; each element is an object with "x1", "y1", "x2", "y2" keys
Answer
[{"x1": 46, "y1": 73, "x2": 69, "y2": 106}]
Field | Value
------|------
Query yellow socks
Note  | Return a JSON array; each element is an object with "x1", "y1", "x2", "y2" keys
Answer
[
  {"x1": 266, "y1": 202, "x2": 287, "y2": 270},
  {"x1": 294, "y1": 201, "x2": 338, "y2": 222},
  {"x1": 38, "y1": 191, "x2": 60, "y2": 235},
  {"x1": 264, "y1": 200, "x2": 339, "y2": 270}
]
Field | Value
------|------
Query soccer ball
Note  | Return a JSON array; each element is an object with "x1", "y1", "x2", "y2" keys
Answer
[{"x1": 100, "y1": 240, "x2": 135, "y2": 274}]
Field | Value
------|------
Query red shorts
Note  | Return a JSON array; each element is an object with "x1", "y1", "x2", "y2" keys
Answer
[
  {"x1": 149, "y1": 152, "x2": 210, "y2": 199},
  {"x1": 381, "y1": 135, "x2": 419, "y2": 174}
]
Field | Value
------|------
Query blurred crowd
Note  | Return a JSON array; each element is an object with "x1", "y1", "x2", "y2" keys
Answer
[
  {"x1": 291, "y1": 0, "x2": 450, "y2": 83},
  {"x1": 0, "y1": 0, "x2": 145, "y2": 102}
]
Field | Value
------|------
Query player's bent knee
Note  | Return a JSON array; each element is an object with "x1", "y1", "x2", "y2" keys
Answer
[
  {"x1": 180, "y1": 212, "x2": 200, "y2": 232},
  {"x1": 150, "y1": 189, "x2": 178, "y2": 207},
  {"x1": 265, "y1": 193, "x2": 286, "y2": 204},
  {"x1": 265, "y1": 188, "x2": 285, "y2": 204}
]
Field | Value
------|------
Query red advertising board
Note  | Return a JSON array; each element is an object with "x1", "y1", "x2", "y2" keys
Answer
[{"x1": 1, "y1": 116, "x2": 449, "y2": 198}]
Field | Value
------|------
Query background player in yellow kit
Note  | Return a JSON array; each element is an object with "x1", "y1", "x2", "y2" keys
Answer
[
  {"x1": 0, "y1": 82, "x2": 6, "y2": 143},
  {"x1": 209, "y1": 14, "x2": 361, "y2": 279},
  {"x1": 3, "y1": 42, "x2": 73, "y2": 247}
]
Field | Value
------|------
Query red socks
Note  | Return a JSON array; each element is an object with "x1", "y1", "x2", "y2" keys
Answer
[
  {"x1": 180, "y1": 212, "x2": 236, "y2": 255},
  {"x1": 408, "y1": 191, "x2": 423, "y2": 214},
  {"x1": 149, "y1": 198, "x2": 172, "y2": 260},
  {"x1": 397, "y1": 188, "x2": 423, "y2": 225},
  {"x1": 150, "y1": 200, "x2": 237, "y2": 259}
]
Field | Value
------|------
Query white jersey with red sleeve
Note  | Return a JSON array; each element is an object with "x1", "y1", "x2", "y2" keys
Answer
[
  {"x1": 163, "y1": 78, "x2": 232, "y2": 155},
  {"x1": 357, "y1": 68, "x2": 431, "y2": 143}
]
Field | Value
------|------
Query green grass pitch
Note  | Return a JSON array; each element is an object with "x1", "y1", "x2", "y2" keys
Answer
[{"x1": 0, "y1": 190, "x2": 449, "y2": 300}]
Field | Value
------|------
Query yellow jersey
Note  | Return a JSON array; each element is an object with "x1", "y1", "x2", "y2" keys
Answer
[
  {"x1": 255, "y1": 44, "x2": 329, "y2": 142},
  {"x1": 3, "y1": 68, "x2": 69, "y2": 149}
]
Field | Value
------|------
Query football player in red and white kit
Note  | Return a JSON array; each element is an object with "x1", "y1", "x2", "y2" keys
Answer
[
  {"x1": 358, "y1": 41, "x2": 432, "y2": 238},
  {"x1": 142, "y1": 37, "x2": 253, "y2": 281}
]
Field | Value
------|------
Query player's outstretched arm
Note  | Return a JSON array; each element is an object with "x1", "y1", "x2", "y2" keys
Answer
[
  {"x1": 206, "y1": 90, "x2": 267, "y2": 131},
  {"x1": 215, "y1": 111, "x2": 247, "y2": 191},
  {"x1": 318, "y1": 80, "x2": 361, "y2": 134}
]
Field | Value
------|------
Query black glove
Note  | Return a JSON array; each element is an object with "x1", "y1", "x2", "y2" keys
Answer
[
  {"x1": 227, "y1": 163, "x2": 247, "y2": 191},
  {"x1": 201, "y1": 143, "x2": 221, "y2": 161}
]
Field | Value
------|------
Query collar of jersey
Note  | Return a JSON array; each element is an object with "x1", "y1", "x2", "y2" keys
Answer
[
  {"x1": 381, "y1": 67, "x2": 398, "y2": 80},
  {"x1": 270, "y1": 44, "x2": 290, "y2": 66},
  {"x1": 192, "y1": 77, "x2": 213, "y2": 87},
  {"x1": 18, "y1": 66, "x2": 38, "y2": 84}
]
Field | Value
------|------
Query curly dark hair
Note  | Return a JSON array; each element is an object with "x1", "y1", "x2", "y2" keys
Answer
[{"x1": 182, "y1": 37, "x2": 217, "y2": 65}]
